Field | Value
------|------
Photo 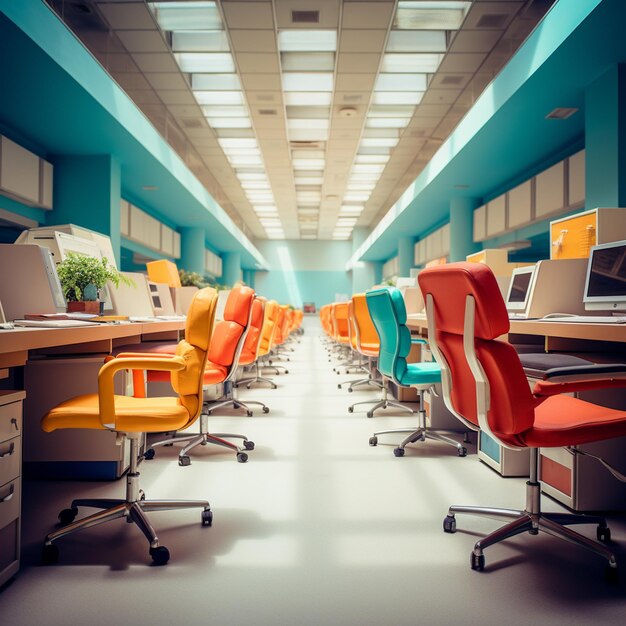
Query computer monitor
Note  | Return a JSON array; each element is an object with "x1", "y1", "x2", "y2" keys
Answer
[
  {"x1": 148, "y1": 281, "x2": 176, "y2": 317},
  {"x1": 505, "y1": 266, "x2": 535, "y2": 312},
  {"x1": 583, "y1": 239, "x2": 626, "y2": 311},
  {"x1": 108, "y1": 272, "x2": 154, "y2": 317}
]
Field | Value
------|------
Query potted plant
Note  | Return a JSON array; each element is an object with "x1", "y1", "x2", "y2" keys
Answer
[{"x1": 56, "y1": 253, "x2": 131, "y2": 314}]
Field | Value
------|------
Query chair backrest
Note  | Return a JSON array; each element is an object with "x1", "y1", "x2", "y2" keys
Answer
[
  {"x1": 352, "y1": 293, "x2": 379, "y2": 354},
  {"x1": 170, "y1": 287, "x2": 218, "y2": 419},
  {"x1": 238, "y1": 297, "x2": 265, "y2": 365},
  {"x1": 259, "y1": 299, "x2": 278, "y2": 355},
  {"x1": 207, "y1": 286, "x2": 255, "y2": 377},
  {"x1": 365, "y1": 287, "x2": 411, "y2": 384},
  {"x1": 333, "y1": 302, "x2": 350, "y2": 343},
  {"x1": 347, "y1": 301, "x2": 358, "y2": 350},
  {"x1": 418, "y1": 262, "x2": 535, "y2": 445}
]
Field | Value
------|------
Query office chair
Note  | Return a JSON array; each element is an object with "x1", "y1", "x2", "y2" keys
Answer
[
  {"x1": 40, "y1": 287, "x2": 218, "y2": 566},
  {"x1": 338, "y1": 294, "x2": 383, "y2": 393},
  {"x1": 146, "y1": 285, "x2": 256, "y2": 464},
  {"x1": 418, "y1": 262, "x2": 626, "y2": 576},
  {"x1": 237, "y1": 299, "x2": 279, "y2": 389},
  {"x1": 364, "y1": 287, "x2": 467, "y2": 457},
  {"x1": 262, "y1": 304, "x2": 290, "y2": 374}
]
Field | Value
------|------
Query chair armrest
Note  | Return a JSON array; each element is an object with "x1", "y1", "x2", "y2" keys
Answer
[
  {"x1": 532, "y1": 363, "x2": 626, "y2": 398},
  {"x1": 97, "y1": 356, "x2": 185, "y2": 428},
  {"x1": 410, "y1": 338, "x2": 427, "y2": 345}
]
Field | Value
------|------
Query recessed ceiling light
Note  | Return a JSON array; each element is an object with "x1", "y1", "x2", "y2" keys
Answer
[
  {"x1": 142, "y1": 185, "x2": 159, "y2": 191},
  {"x1": 545, "y1": 107, "x2": 579, "y2": 120}
]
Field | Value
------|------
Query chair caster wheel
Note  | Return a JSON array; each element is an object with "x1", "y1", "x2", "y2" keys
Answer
[
  {"x1": 237, "y1": 452, "x2": 248, "y2": 463},
  {"x1": 58, "y1": 507, "x2": 78, "y2": 526},
  {"x1": 139, "y1": 490, "x2": 146, "y2": 501},
  {"x1": 42, "y1": 543, "x2": 59, "y2": 565},
  {"x1": 150, "y1": 545, "x2": 170, "y2": 565},
  {"x1": 348, "y1": 406, "x2": 354, "y2": 413},
  {"x1": 207, "y1": 411, "x2": 213, "y2": 416},
  {"x1": 178, "y1": 455, "x2": 191, "y2": 467},
  {"x1": 285, "y1": 370, "x2": 289, "y2": 374},
  {"x1": 393, "y1": 447, "x2": 405, "y2": 457},
  {"x1": 366, "y1": 411, "x2": 373, "y2": 418},
  {"x1": 262, "y1": 407, "x2": 270, "y2": 414},
  {"x1": 458, "y1": 447, "x2": 467, "y2": 457},
  {"x1": 271, "y1": 384, "x2": 277, "y2": 389},
  {"x1": 202, "y1": 509, "x2": 213, "y2": 527},
  {"x1": 337, "y1": 384, "x2": 342, "y2": 389},
  {"x1": 598, "y1": 526, "x2": 611, "y2": 543},
  {"x1": 348, "y1": 388, "x2": 353, "y2": 393},
  {"x1": 606, "y1": 565, "x2": 619, "y2": 583},
  {"x1": 246, "y1": 384, "x2": 252, "y2": 390},
  {"x1": 369, "y1": 436, "x2": 378, "y2": 446},
  {"x1": 143, "y1": 448, "x2": 155, "y2": 460},
  {"x1": 471, "y1": 552, "x2": 485, "y2": 571},
  {"x1": 244, "y1": 440, "x2": 255, "y2": 450},
  {"x1": 247, "y1": 411, "x2": 253, "y2": 417},
  {"x1": 443, "y1": 515, "x2": 456, "y2": 533}
]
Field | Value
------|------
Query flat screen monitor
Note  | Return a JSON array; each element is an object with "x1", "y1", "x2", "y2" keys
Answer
[
  {"x1": 505, "y1": 266, "x2": 535, "y2": 312},
  {"x1": 583, "y1": 240, "x2": 626, "y2": 311}
]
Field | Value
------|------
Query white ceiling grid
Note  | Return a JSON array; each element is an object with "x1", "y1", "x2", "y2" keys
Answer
[{"x1": 48, "y1": 0, "x2": 554, "y2": 242}]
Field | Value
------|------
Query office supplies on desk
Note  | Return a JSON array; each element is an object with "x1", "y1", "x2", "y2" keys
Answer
[
  {"x1": 505, "y1": 258, "x2": 588, "y2": 319},
  {"x1": 0, "y1": 244, "x2": 66, "y2": 321},
  {"x1": 13, "y1": 319, "x2": 100, "y2": 328},
  {"x1": 540, "y1": 314, "x2": 626, "y2": 324}
]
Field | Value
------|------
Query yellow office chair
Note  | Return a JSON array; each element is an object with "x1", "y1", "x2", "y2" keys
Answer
[{"x1": 40, "y1": 287, "x2": 218, "y2": 566}]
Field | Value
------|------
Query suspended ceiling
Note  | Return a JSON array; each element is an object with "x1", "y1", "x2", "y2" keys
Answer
[{"x1": 47, "y1": 0, "x2": 555, "y2": 242}]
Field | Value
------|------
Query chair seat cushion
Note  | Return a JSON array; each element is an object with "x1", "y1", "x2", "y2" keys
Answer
[
  {"x1": 203, "y1": 361, "x2": 228, "y2": 384},
  {"x1": 399, "y1": 361, "x2": 441, "y2": 387},
  {"x1": 515, "y1": 394, "x2": 626, "y2": 448},
  {"x1": 359, "y1": 342, "x2": 379, "y2": 356},
  {"x1": 42, "y1": 394, "x2": 190, "y2": 433}
]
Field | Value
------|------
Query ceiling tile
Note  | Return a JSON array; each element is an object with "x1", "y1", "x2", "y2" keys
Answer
[
  {"x1": 236, "y1": 53, "x2": 280, "y2": 73},
  {"x1": 116, "y1": 72, "x2": 152, "y2": 91},
  {"x1": 342, "y1": 2, "x2": 395, "y2": 29},
  {"x1": 145, "y1": 72, "x2": 190, "y2": 90},
  {"x1": 116, "y1": 29, "x2": 167, "y2": 53},
  {"x1": 420, "y1": 89, "x2": 461, "y2": 106},
  {"x1": 230, "y1": 30, "x2": 277, "y2": 53},
  {"x1": 98, "y1": 2, "x2": 156, "y2": 30},
  {"x1": 275, "y1": 0, "x2": 340, "y2": 28},
  {"x1": 339, "y1": 30, "x2": 387, "y2": 53},
  {"x1": 240, "y1": 73, "x2": 282, "y2": 91},
  {"x1": 449, "y1": 30, "x2": 504, "y2": 53},
  {"x1": 463, "y1": 2, "x2": 523, "y2": 30},
  {"x1": 429, "y1": 73, "x2": 473, "y2": 90},
  {"x1": 335, "y1": 74, "x2": 376, "y2": 91},
  {"x1": 125, "y1": 88, "x2": 162, "y2": 105},
  {"x1": 132, "y1": 53, "x2": 179, "y2": 73},
  {"x1": 337, "y1": 53, "x2": 380, "y2": 74},
  {"x1": 222, "y1": 2, "x2": 275, "y2": 29},
  {"x1": 159, "y1": 90, "x2": 197, "y2": 105},
  {"x1": 438, "y1": 53, "x2": 487, "y2": 73},
  {"x1": 104, "y1": 53, "x2": 139, "y2": 73}
]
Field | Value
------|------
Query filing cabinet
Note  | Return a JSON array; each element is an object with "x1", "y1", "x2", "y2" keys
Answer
[{"x1": 0, "y1": 390, "x2": 25, "y2": 586}]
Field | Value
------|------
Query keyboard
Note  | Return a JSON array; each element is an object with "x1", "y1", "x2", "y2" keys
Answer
[{"x1": 540, "y1": 315, "x2": 626, "y2": 324}]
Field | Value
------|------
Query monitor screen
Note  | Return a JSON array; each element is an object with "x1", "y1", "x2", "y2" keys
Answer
[
  {"x1": 506, "y1": 267, "x2": 535, "y2": 311},
  {"x1": 584, "y1": 240, "x2": 626, "y2": 310}
]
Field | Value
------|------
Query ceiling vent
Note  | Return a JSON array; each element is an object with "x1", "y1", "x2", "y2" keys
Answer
[
  {"x1": 292, "y1": 10, "x2": 320, "y2": 24},
  {"x1": 440, "y1": 75, "x2": 464, "y2": 86},
  {"x1": 256, "y1": 93, "x2": 276, "y2": 102},
  {"x1": 475, "y1": 13, "x2": 509, "y2": 28},
  {"x1": 545, "y1": 107, "x2": 579, "y2": 120},
  {"x1": 341, "y1": 94, "x2": 364, "y2": 103},
  {"x1": 181, "y1": 117, "x2": 204, "y2": 129},
  {"x1": 258, "y1": 109, "x2": 278, "y2": 116},
  {"x1": 290, "y1": 140, "x2": 324, "y2": 150}
]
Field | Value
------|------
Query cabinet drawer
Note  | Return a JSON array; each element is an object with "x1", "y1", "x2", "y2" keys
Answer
[
  {"x1": 0, "y1": 477, "x2": 20, "y2": 530},
  {"x1": 0, "y1": 436, "x2": 20, "y2": 484},
  {"x1": 0, "y1": 401, "x2": 22, "y2": 440}
]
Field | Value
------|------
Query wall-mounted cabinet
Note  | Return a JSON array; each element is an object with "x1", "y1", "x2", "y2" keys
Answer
[
  {"x1": 413, "y1": 224, "x2": 450, "y2": 265},
  {"x1": 382, "y1": 256, "x2": 399, "y2": 279},
  {"x1": 123, "y1": 200, "x2": 180, "y2": 259},
  {"x1": 0, "y1": 136, "x2": 53, "y2": 209},
  {"x1": 474, "y1": 149, "x2": 586, "y2": 243},
  {"x1": 205, "y1": 249, "x2": 222, "y2": 277}
]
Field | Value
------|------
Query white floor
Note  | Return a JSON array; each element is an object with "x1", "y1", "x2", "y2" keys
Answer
[{"x1": 2, "y1": 316, "x2": 626, "y2": 624}]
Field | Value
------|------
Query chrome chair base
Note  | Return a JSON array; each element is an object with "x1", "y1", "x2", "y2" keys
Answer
[
  {"x1": 42, "y1": 436, "x2": 212, "y2": 566},
  {"x1": 443, "y1": 448, "x2": 617, "y2": 577}
]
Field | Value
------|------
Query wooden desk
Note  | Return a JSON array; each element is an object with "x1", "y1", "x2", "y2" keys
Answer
[{"x1": 0, "y1": 321, "x2": 185, "y2": 368}]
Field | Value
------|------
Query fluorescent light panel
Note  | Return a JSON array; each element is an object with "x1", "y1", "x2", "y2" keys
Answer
[
  {"x1": 372, "y1": 91, "x2": 424, "y2": 105},
  {"x1": 206, "y1": 117, "x2": 252, "y2": 128},
  {"x1": 281, "y1": 52, "x2": 335, "y2": 72},
  {"x1": 278, "y1": 30, "x2": 337, "y2": 52},
  {"x1": 197, "y1": 91, "x2": 244, "y2": 105},
  {"x1": 381, "y1": 53, "x2": 444, "y2": 73},
  {"x1": 192, "y1": 74, "x2": 241, "y2": 90},
  {"x1": 284, "y1": 92, "x2": 333, "y2": 106},
  {"x1": 171, "y1": 31, "x2": 229, "y2": 52},
  {"x1": 394, "y1": 2, "x2": 471, "y2": 30},
  {"x1": 149, "y1": 2, "x2": 222, "y2": 31},
  {"x1": 174, "y1": 52, "x2": 235, "y2": 73},
  {"x1": 375, "y1": 73, "x2": 428, "y2": 92},
  {"x1": 366, "y1": 117, "x2": 411, "y2": 128},
  {"x1": 283, "y1": 73, "x2": 334, "y2": 92},
  {"x1": 386, "y1": 30, "x2": 447, "y2": 52}
]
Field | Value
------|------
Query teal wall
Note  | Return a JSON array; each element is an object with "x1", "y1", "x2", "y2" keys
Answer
[{"x1": 254, "y1": 240, "x2": 352, "y2": 308}]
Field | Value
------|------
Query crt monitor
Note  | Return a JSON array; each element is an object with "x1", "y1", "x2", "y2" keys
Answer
[
  {"x1": 505, "y1": 266, "x2": 535, "y2": 312},
  {"x1": 583, "y1": 239, "x2": 626, "y2": 311}
]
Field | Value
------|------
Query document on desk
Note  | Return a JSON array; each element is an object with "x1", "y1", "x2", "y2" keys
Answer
[{"x1": 13, "y1": 319, "x2": 101, "y2": 328}]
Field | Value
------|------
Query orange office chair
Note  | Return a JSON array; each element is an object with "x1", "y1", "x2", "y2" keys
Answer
[
  {"x1": 418, "y1": 262, "x2": 626, "y2": 577},
  {"x1": 263, "y1": 304, "x2": 289, "y2": 375},
  {"x1": 146, "y1": 285, "x2": 256, "y2": 464},
  {"x1": 40, "y1": 287, "x2": 218, "y2": 566},
  {"x1": 236, "y1": 298, "x2": 279, "y2": 389},
  {"x1": 338, "y1": 294, "x2": 383, "y2": 393},
  {"x1": 330, "y1": 302, "x2": 354, "y2": 373}
]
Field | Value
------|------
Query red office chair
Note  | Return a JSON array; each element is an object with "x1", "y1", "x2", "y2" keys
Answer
[{"x1": 418, "y1": 262, "x2": 626, "y2": 577}]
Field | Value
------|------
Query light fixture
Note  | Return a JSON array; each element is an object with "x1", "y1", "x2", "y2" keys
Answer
[
  {"x1": 174, "y1": 52, "x2": 235, "y2": 73},
  {"x1": 278, "y1": 30, "x2": 337, "y2": 52}
]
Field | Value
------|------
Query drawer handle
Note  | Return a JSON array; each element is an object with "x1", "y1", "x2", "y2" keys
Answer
[
  {"x1": 11, "y1": 418, "x2": 19, "y2": 431},
  {"x1": 0, "y1": 484, "x2": 14, "y2": 503},
  {"x1": 0, "y1": 442, "x2": 15, "y2": 458}
]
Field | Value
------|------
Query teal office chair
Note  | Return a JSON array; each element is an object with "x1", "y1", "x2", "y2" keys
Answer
[{"x1": 365, "y1": 287, "x2": 467, "y2": 457}]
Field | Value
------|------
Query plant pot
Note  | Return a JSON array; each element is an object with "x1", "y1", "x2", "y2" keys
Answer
[{"x1": 67, "y1": 300, "x2": 101, "y2": 314}]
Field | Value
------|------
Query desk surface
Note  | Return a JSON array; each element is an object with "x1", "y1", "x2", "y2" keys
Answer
[
  {"x1": 405, "y1": 316, "x2": 626, "y2": 343},
  {"x1": 0, "y1": 321, "x2": 185, "y2": 367}
]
